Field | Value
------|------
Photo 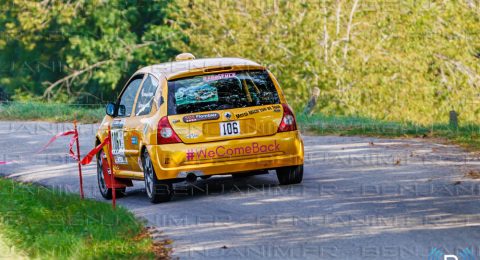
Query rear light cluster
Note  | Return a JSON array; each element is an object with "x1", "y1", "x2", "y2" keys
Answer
[
  {"x1": 157, "y1": 116, "x2": 182, "y2": 144},
  {"x1": 277, "y1": 103, "x2": 297, "y2": 132}
]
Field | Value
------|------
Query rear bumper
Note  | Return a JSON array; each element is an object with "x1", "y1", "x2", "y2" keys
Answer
[{"x1": 147, "y1": 131, "x2": 304, "y2": 180}]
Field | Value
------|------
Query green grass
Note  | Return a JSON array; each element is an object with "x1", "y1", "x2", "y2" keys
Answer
[
  {"x1": 0, "y1": 233, "x2": 27, "y2": 259},
  {"x1": 0, "y1": 102, "x2": 104, "y2": 123},
  {"x1": 2, "y1": 102, "x2": 480, "y2": 150},
  {"x1": 0, "y1": 178, "x2": 169, "y2": 259},
  {"x1": 298, "y1": 113, "x2": 480, "y2": 151}
]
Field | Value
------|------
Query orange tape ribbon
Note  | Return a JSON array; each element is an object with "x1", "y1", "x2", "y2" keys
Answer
[
  {"x1": 39, "y1": 130, "x2": 79, "y2": 160},
  {"x1": 80, "y1": 136, "x2": 110, "y2": 165}
]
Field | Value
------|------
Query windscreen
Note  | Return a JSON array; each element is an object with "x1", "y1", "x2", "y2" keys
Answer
[{"x1": 167, "y1": 70, "x2": 280, "y2": 115}]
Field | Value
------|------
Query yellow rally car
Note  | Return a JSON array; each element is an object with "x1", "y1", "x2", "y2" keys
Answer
[{"x1": 96, "y1": 53, "x2": 304, "y2": 203}]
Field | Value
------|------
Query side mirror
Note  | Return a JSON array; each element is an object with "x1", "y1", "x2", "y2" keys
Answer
[
  {"x1": 106, "y1": 102, "x2": 116, "y2": 117},
  {"x1": 118, "y1": 104, "x2": 126, "y2": 117}
]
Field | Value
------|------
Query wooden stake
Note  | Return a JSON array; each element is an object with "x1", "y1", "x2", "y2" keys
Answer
[
  {"x1": 449, "y1": 110, "x2": 458, "y2": 129},
  {"x1": 303, "y1": 87, "x2": 321, "y2": 116},
  {"x1": 107, "y1": 125, "x2": 116, "y2": 209},
  {"x1": 73, "y1": 120, "x2": 84, "y2": 199}
]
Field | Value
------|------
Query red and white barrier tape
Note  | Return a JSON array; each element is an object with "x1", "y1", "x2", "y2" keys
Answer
[
  {"x1": 38, "y1": 130, "x2": 79, "y2": 160},
  {"x1": 80, "y1": 136, "x2": 110, "y2": 165},
  {"x1": 39, "y1": 126, "x2": 115, "y2": 206}
]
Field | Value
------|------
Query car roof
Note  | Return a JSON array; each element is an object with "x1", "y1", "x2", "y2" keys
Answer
[{"x1": 135, "y1": 57, "x2": 265, "y2": 80}]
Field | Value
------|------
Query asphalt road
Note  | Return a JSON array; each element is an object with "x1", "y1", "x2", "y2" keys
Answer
[{"x1": 1, "y1": 121, "x2": 480, "y2": 259}]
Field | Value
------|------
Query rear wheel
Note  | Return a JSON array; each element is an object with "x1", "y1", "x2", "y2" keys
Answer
[
  {"x1": 276, "y1": 165, "x2": 303, "y2": 185},
  {"x1": 96, "y1": 150, "x2": 125, "y2": 199},
  {"x1": 143, "y1": 151, "x2": 173, "y2": 203}
]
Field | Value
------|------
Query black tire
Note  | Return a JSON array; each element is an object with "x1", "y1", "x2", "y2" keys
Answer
[
  {"x1": 96, "y1": 150, "x2": 126, "y2": 199},
  {"x1": 276, "y1": 165, "x2": 303, "y2": 185},
  {"x1": 143, "y1": 151, "x2": 173, "y2": 203}
]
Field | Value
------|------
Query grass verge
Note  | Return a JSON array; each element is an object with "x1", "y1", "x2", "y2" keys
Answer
[
  {"x1": 0, "y1": 102, "x2": 104, "y2": 123},
  {"x1": 2, "y1": 102, "x2": 479, "y2": 151},
  {"x1": 0, "y1": 233, "x2": 27, "y2": 259},
  {"x1": 298, "y1": 114, "x2": 480, "y2": 151},
  {"x1": 0, "y1": 178, "x2": 170, "y2": 259}
]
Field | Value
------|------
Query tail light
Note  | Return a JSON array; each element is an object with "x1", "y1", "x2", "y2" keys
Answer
[
  {"x1": 157, "y1": 116, "x2": 182, "y2": 144},
  {"x1": 277, "y1": 103, "x2": 297, "y2": 132}
]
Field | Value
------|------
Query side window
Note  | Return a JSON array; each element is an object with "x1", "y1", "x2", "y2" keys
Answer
[
  {"x1": 118, "y1": 75, "x2": 144, "y2": 117},
  {"x1": 135, "y1": 75, "x2": 159, "y2": 116}
]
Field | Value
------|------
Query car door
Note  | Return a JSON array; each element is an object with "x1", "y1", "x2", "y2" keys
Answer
[
  {"x1": 111, "y1": 74, "x2": 145, "y2": 174},
  {"x1": 126, "y1": 74, "x2": 160, "y2": 173}
]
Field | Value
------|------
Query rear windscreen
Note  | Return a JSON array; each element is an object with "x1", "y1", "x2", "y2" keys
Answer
[{"x1": 167, "y1": 70, "x2": 280, "y2": 115}]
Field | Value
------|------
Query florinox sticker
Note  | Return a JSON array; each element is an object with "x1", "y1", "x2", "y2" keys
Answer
[
  {"x1": 186, "y1": 141, "x2": 280, "y2": 161},
  {"x1": 183, "y1": 113, "x2": 220, "y2": 123}
]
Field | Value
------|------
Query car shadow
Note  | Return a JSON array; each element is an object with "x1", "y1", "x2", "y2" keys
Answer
[{"x1": 122, "y1": 172, "x2": 283, "y2": 203}]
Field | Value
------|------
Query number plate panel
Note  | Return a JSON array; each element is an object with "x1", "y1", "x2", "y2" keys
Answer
[
  {"x1": 220, "y1": 121, "x2": 241, "y2": 136},
  {"x1": 111, "y1": 129, "x2": 128, "y2": 164}
]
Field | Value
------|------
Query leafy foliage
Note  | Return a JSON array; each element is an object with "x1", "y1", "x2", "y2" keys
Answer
[
  {"x1": 0, "y1": 0, "x2": 180, "y2": 103},
  {"x1": 1, "y1": 0, "x2": 480, "y2": 125},
  {"x1": 172, "y1": 0, "x2": 480, "y2": 124}
]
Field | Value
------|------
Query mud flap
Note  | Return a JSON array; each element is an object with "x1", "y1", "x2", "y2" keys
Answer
[{"x1": 101, "y1": 157, "x2": 133, "y2": 188}]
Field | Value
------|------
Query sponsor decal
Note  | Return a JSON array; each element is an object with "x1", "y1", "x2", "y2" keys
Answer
[
  {"x1": 175, "y1": 84, "x2": 218, "y2": 106},
  {"x1": 273, "y1": 104, "x2": 282, "y2": 112},
  {"x1": 183, "y1": 113, "x2": 220, "y2": 123},
  {"x1": 112, "y1": 118, "x2": 125, "y2": 129},
  {"x1": 186, "y1": 133, "x2": 199, "y2": 139},
  {"x1": 186, "y1": 141, "x2": 280, "y2": 161},
  {"x1": 114, "y1": 155, "x2": 128, "y2": 164},
  {"x1": 203, "y1": 72, "x2": 236, "y2": 82},
  {"x1": 131, "y1": 136, "x2": 138, "y2": 145},
  {"x1": 110, "y1": 119, "x2": 128, "y2": 164},
  {"x1": 224, "y1": 112, "x2": 232, "y2": 120},
  {"x1": 235, "y1": 105, "x2": 280, "y2": 119}
]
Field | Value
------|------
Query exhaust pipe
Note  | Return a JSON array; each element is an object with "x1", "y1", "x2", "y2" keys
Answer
[{"x1": 186, "y1": 172, "x2": 197, "y2": 183}]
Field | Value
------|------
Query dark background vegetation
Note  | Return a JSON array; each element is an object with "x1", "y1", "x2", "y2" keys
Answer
[{"x1": 1, "y1": 0, "x2": 479, "y2": 125}]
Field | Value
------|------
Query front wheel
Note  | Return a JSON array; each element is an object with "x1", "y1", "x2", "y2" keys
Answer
[
  {"x1": 276, "y1": 165, "x2": 303, "y2": 185},
  {"x1": 143, "y1": 151, "x2": 173, "y2": 203},
  {"x1": 96, "y1": 150, "x2": 125, "y2": 199}
]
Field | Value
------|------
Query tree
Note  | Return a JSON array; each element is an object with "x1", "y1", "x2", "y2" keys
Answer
[
  {"x1": 172, "y1": 0, "x2": 480, "y2": 124},
  {"x1": 0, "y1": 0, "x2": 181, "y2": 103}
]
